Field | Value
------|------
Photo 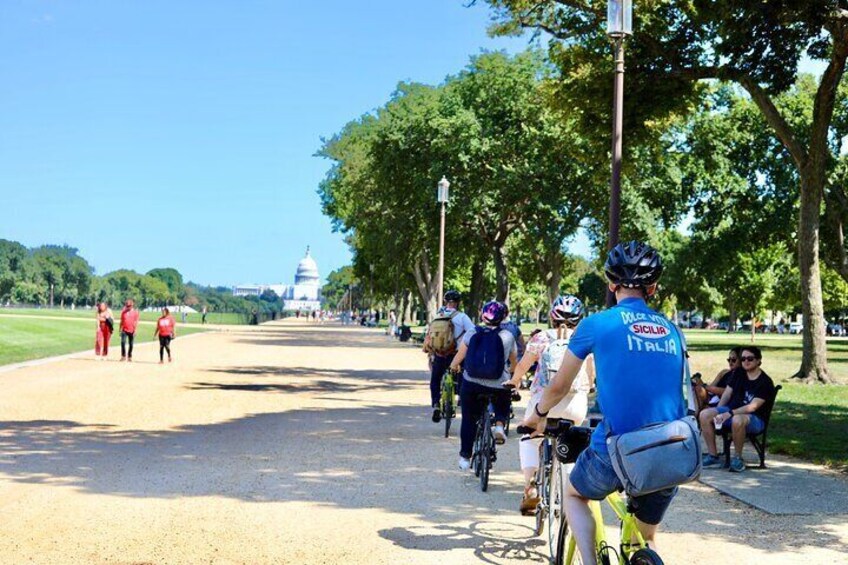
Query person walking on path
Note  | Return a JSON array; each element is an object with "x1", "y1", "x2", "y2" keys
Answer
[
  {"x1": 94, "y1": 302, "x2": 114, "y2": 360},
  {"x1": 201, "y1": 305, "x2": 208, "y2": 324},
  {"x1": 119, "y1": 299, "x2": 140, "y2": 362},
  {"x1": 154, "y1": 307, "x2": 176, "y2": 364}
]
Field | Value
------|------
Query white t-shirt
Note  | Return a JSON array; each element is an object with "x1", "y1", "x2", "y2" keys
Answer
[
  {"x1": 437, "y1": 307, "x2": 475, "y2": 340},
  {"x1": 461, "y1": 326, "x2": 517, "y2": 388}
]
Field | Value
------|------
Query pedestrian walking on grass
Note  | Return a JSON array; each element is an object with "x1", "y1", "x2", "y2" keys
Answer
[
  {"x1": 154, "y1": 307, "x2": 176, "y2": 364},
  {"x1": 95, "y1": 302, "x2": 114, "y2": 359},
  {"x1": 201, "y1": 305, "x2": 208, "y2": 324},
  {"x1": 120, "y1": 299, "x2": 140, "y2": 362}
]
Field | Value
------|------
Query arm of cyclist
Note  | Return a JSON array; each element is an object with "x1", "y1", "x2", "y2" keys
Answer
[
  {"x1": 507, "y1": 350, "x2": 538, "y2": 388},
  {"x1": 508, "y1": 346, "x2": 517, "y2": 375},
  {"x1": 521, "y1": 350, "x2": 583, "y2": 431},
  {"x1": 448, "y1": 340, "x2": 468, "y2": 373}
]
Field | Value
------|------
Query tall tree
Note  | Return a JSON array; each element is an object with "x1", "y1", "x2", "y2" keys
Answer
[{"x1": 484, "y1": 1, "x2": 845, "y2": 382}]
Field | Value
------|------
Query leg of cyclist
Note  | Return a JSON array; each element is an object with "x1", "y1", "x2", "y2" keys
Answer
[
  {"x1": 563, "y1": 482, "x2": 599, "y2": 565},
  {"x1": 519, "y1": 434, "x2": 543, "y2": 512},
  {"x1": 491, "y1": 388, "x2": 511, "y2": 444},
  {"x1": 458, "y1": 380, "x2": 485, "y2": 469}
]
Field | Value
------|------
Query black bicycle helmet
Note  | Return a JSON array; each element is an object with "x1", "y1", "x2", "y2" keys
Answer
[
  {"x1": 604, "y1": 240, "x2": 663, "y2": 288},
  {"x1": 444, "y1": 290, "x2": 461, "y2": 303}
]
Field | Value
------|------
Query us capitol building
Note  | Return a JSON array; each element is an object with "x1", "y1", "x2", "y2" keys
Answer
[{"x1": 232, "y1": 247, "x2": 322, "y2": 311}]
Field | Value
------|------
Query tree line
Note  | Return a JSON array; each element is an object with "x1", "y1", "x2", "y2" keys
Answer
[
  {"x1": 319, "y1": 1, "x2": 848, "y2": 383},
  {"x1": 0, "y1": 238, "x2": 282, "y2": 319}
]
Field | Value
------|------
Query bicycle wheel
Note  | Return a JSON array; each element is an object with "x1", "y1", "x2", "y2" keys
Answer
[
  {"x1": 554, "y1": 517, "x2": 574, "y2": 565},
  {"x1": 533, "y1": 452, "x2": 548, "y2": 536},
  {"x1": 547, "y1": 456, "x2": 563, "y2": 556},
  {"x1": 629, "y1": 548, "x2": 664, "y2": 565},
  {"x1": 480, "y1": 413, "x2": 492, "y2": 492},
  {"x1": 472, "y1": 421, "x2": 483, "y2": 478}
]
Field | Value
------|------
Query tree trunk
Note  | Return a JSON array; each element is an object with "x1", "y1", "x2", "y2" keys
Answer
[
  {"x1": 727, "y1": 303, "x2": 736, "y2": 334},
  {"x1": 543, "y1": 251, "x2": 564, "y2": 305},
  {"x1": 493, "y1": 244, "x2": 510, "y2": 304},
  {"x1": 793, "y1": 169, "x2": 834, "y2": 383},
  {"x1": 750, "y1": 315, "x2": 756, "y2": 343},
  {"x1": 411, "y1": 253, "x2": 439, "y2": 322},
  {"x1": 467, "y1": 257, "x2": 486, "y2": 321}
]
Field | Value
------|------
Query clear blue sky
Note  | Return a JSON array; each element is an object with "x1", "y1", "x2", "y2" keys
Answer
[
  {"x1": 1, "y1": 2, "x2": 825, "y2": 287},
  {"x1": 0, "y1": 0, "x2": 531, "y2": 286}
]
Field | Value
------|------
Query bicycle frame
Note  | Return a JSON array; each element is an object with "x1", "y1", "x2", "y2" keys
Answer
[{"x1": 562, "y1": 491, "x2": 648, "y2": 565}]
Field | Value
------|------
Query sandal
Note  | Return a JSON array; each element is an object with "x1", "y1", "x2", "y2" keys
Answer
[{"x1": 520, "y1": 488, "x2": 540, "y2": 516}]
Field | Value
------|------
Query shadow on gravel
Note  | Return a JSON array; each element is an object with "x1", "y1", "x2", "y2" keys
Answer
[
  {"x1": 379, "y1": 522, "x2": 547, "y2": 564},
  {"x1": 0, "y1": 404, "x2": 518, "y2": 525},
  {"x1": 232, "y1": 329, "x2": 411, "y2": 349},
  {"x1": 190, "y1": 366, "x2": 425, "y2": 395}
]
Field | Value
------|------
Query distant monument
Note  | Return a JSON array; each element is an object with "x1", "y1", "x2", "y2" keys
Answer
[{"x1": 232, "y1": 247, "x2": 322, "y2": 312}]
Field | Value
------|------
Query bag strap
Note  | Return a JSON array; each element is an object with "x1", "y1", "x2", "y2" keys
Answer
[{"x1": 670, "y1": 322, "x2": 696, "y2": 415}]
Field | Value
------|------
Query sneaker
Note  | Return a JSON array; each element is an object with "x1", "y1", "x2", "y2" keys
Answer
[
  {"x1": 702, "y1": 454, "x2": 723, "y2": 467},
  {"x1": 458, "y1": 457, "x2": 471, "y2": 471},
  {"x1": 159, "y1": 361, "x2": 164, "y2": 365},
  {"x1": 432, "y1": 408, "x2": 442, "y2": 423},
  {"x1": 128, "y1": 358, "x2": 132, "y2": 363},
  {"x1": 494, "y1": 425, "x2": 507, "y2": 445},
  {"x1": 729, "y1": 456, "x2": 746, "y2": 473},
  {"x1": 119, "y1": 357, "x2": 126, "y2": 362}
]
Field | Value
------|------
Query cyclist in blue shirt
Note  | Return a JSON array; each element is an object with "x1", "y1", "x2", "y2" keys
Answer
[{"x1": 522, "y1": 241, "x2": 684, "y2": 564}]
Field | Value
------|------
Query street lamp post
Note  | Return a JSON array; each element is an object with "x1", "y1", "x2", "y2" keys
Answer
[
  {"x1": 437, "y1": 176, "x2": 450, "y2": 307},
  {"x1": 606, "y1": 0, "x2": 632, "y2": 307}
]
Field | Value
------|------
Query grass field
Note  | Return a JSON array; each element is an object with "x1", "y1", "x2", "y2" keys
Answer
[
  {"x1": 0, "y1": 316, "x2": 208, "y2": 366},
  {"x1": 0, "y1": 307, "x2": 247, "y2": 325}
]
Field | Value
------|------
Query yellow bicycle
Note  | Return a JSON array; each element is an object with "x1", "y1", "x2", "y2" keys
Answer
[{"x1": 543, "y1": 421, "x2": 664, "y2": 565}]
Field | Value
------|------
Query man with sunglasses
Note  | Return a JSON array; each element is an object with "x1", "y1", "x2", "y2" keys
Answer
[{"x1": 699, "y1": 346, "x2": 775, "y2": 472}]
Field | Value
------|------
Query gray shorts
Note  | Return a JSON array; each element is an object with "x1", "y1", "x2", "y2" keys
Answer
[{"x1": 569, "y1": 446, "x2": 677, "y2": 525}]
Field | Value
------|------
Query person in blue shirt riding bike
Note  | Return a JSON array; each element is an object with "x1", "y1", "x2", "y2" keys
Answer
[{"x1": 521, "y1": 241, "x2": 685, "y2": 564}]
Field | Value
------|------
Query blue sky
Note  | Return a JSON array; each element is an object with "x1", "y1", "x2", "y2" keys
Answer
[
  {"x1": 0, "y1": 2, "x2": 827, "y2": 286},
  {"x1": 0, "y1": 0, "x2": 531, "y2": 286}
]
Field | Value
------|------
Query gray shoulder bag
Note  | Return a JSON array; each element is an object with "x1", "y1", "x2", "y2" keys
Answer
[{"x1": 606, "y1": 324, "x2": 702, "y2": 496}]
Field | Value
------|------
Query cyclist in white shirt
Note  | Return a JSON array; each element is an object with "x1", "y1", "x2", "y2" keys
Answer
[{"x1": 507, "y1": 294, "x2": 594, "y2": 514}]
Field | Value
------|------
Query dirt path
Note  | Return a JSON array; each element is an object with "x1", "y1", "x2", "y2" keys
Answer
[{"x1": 0, "y1": 320, "x2": 845, "y2": 564}]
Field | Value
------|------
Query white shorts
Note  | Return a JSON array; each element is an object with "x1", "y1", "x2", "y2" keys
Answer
[{"x1": 520, "y1": 390, "x2": 589, "y2": 471}]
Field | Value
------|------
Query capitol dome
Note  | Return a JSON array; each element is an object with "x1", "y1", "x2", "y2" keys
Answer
[{"x1": 294, "y1": 247, "x2": 320, "y2": 286}]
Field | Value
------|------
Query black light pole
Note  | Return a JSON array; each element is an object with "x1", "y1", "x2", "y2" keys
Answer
[{"x1": 606, "y1": 0, "x2": 632, "y2": 307}]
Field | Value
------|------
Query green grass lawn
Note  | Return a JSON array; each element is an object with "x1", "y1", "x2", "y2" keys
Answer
[
  {"x1": 0, "y1": 307, "x2": 247, "y2": 325},
  {"x1": 685, "y1": 330, "x2": 848, "y2": 471},
  {"x1": 0, "y1": 316, "x2": 208, "y2": 366}
]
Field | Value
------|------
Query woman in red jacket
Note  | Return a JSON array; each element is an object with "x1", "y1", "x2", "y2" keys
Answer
[{"x1": 154, "y1": 307, "x2": 176, "y2": 364}]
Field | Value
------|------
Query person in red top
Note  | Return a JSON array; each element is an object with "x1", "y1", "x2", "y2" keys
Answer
[
  {"x1": 154, "y1": 307, "x2": 176, "y2": 364},
  {"x1": 94, "y1": 302, "x2": 114, "y2": 359},
  {"x1": 120, "y1": 299, "x2": 140, "y2": 362}
]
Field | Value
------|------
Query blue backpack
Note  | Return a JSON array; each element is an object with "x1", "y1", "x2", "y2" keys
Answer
[{"x1": 465, "y1": 326, "x2": 505, "y2": 380}]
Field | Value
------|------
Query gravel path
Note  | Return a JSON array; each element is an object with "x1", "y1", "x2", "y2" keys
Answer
[{"x1": 0, "y1": 320, "x2": 845, "y2": 564}]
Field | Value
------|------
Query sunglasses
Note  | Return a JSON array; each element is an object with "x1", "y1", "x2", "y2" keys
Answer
[
  {"x1": 727, "y1": 357, "x2": 738, "y2": 363},
  {"x1": 740, "y1": 356, "x2": 757, "y2": 362}
]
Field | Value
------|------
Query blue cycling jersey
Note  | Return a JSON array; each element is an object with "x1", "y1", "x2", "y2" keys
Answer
[{"x1": 568, "y1": 297, "x2": 686, "y2": 454}]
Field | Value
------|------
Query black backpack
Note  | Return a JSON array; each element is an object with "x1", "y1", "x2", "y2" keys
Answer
[{"x1": 465, "y1": 326, "x2": 505, "y2": 380}]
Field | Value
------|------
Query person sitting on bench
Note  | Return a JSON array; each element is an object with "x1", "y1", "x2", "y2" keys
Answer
[
  {"x1": 692, "y1": 346, "x2": 741, "y2": 415},
  {"x1": 698, "y1": 346, "x2": 776, "y2": 473}
]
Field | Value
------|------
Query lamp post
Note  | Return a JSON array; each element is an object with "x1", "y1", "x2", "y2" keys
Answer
[
  {"x1": 606, "y1": 0, "x2": 632, "y2": 307},
  {"x1": 437, "y1": 176, "x2": 450, "y2": 306}
]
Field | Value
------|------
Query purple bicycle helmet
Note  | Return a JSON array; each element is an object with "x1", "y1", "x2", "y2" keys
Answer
[
  {"x1": 550, "y1": 294, "x2": 583, "y2": 326},
  {"x1": 480, "y1": 301, "x2": 507, "y2": 326}
]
